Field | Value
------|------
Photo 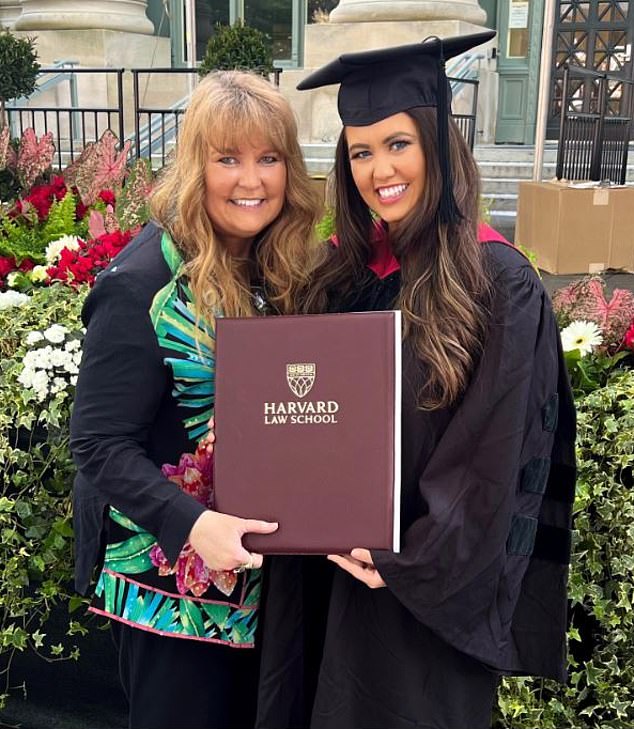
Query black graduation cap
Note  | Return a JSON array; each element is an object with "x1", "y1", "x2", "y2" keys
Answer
[{"x1": 297, "y1": 31, "x2": 495, "y2": 224}]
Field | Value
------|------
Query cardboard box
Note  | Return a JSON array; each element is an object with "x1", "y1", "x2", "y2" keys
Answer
[{"x1": 515, "y1": 181, "x2": 634, "y2": 274}]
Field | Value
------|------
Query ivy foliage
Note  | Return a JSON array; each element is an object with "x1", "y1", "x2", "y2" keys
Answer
[
  {"x1": 495, "y1": 369, "x2": 634, "y2": 728},
  {"x1": 0, "y1": 284, "x2": 89, "y2": 709},
  {"x1": 199, "y1": 21, "x2": 274, "y2": 77}
]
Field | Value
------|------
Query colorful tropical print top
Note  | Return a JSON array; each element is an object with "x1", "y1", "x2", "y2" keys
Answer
[{"x1": 84, "y1": 228, "x2": 261, "y2": 646}]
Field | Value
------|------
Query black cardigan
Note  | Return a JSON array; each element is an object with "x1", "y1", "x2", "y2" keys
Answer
[{"x1": 70, "y1": 223, "x2": 206, "y2": 594}]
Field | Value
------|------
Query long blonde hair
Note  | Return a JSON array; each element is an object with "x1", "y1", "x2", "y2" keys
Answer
[{"x1": 151, "y1": 71, "x2": 322, "y2": 319}]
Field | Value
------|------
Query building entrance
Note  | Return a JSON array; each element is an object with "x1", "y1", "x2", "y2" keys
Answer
[{"x1": 547, "y1": 0, "x2": 634, "y2": 137}]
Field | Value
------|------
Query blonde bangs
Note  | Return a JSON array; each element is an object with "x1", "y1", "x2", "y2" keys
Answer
[
  {"x1": 204, "y1": 105, "x2": 289, "y2": 158},
  {"x1": 185, "y1": 76, "x2": 292, "y2": 164}
]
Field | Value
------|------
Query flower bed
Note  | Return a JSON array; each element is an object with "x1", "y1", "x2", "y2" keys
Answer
[{"x1": 0, "y1": 129, "x2": 152, "y2": 705}]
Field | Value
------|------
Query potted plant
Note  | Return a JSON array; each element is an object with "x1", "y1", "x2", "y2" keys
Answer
[
  {"x1": 199, "y1": 20, "x2": 273, "y2": 78},
  {"x1": 0, "y1": 29, "x2": 40, "y2": 131}
]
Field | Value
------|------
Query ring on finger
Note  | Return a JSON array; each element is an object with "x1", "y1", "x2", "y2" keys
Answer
[{"x1": 233, "y1": 554, "x2": 254, "y2": 574}]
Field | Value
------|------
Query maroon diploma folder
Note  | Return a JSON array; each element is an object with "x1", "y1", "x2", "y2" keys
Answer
[{"x1": 213, "y1": 311, "x2": 401, "y2": 554}]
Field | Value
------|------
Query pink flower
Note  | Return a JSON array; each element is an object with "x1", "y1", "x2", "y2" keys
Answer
[
  {"x1": 553, "y1": 276, "x2": 634, "y2": 352},
  {"x1": 149, "y1": 429, "x2": 239, "y2": 598},
  {"x1": 625, "y1": 322, "x2": 634, "y2": 350}
]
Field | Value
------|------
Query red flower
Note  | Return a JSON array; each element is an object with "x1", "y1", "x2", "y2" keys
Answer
[
  {"x1": 18, "y1": 259, "x2": 35, "y2": 272},
  {"x1": 50, "y1": 175, "x2": 67, "y2": 200},
  {"x1": 46, "y1": 229, "x2": 133, "y2": 288},
  {"x1": 21, "y1": 177, "x2": 69, "y2": 221},
  {"x1": 0, "y1": 256, "x2": 16, "y2": 277},
  {"x1": 75, "y1": 200, "x2": 89, "y2": 221},
  {"x1": 625, "y1": 322, "x2": 634, "y2": 350},
  {"x1": 98, "y1": 189, "x2": 116, "y2": 207}
]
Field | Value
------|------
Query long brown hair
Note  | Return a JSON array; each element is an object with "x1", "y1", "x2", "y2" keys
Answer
[
  {"x1": 303, "y1": 107, "x2": 491, "y2": 410},
  {"x1": 151, "y1": 71, "x2": 322, "y2": 320}
]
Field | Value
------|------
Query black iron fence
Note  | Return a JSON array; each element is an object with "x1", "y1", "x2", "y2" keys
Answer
[
  {"x1": 449, "y1": 77, "x2": 479, "y2": 151},
  {"x1": 7, "y1": 67, "x2": 124, "y2": 170},
  {"x1": 556, "y1": 64, "x2": 634, "y2": 184},
  {"x1": 7, "y1": 67, "x2": 478, "y2": 168},
  {"x1": 130, "y1": 68, "x2": 197, "y2": 165}
]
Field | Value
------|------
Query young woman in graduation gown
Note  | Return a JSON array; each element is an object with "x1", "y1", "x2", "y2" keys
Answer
[
  {"x1": 70, "y1": 71, "x2": 321, "y2": 729},
  {"x1": 256, "y1": 33, "x2": 577, "y2": 729}
]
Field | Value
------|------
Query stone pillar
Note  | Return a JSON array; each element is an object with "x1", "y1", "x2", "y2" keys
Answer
[
  {"x1": 15, "y1": 0, "x2": 155, "y2": 34},
  {"x1": 330, "y1": 0, "x2": 487, "y2": 26},
  {"x1": 0, "y1": 1, "x2": 22, "y2": 27}
]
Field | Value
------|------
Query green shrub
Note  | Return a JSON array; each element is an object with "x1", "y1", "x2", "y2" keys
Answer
[
  {"x1": 495, "y1": 368, "x2": 634, "y2": 728},
  {"x1": 0, "y1": 30, "x2": 40, "y2": 130},
  {"x1": 0, "y1": 284, "x2": 89, "y2": 708},
  {"x1": 199, "y1": 21, "x2": 273, "y2": 77}
]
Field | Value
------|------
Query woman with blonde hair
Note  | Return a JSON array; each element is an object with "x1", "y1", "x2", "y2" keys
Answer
[{"x1": 70, "y1": 70, "x2": 322, "y2": 729}]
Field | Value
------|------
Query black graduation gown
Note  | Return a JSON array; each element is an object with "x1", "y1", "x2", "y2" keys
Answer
[{"x1": 256, "y1": 241, "x2": 576, "y2": 729}]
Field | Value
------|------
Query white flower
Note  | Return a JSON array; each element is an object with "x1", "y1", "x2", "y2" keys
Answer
[
  {"x1": 30, "y1": 265, "x2": 49, "y2": 283},
  {"x1": 31, "y1": 370, "x2": 50, "y2": 401},
  {"x1": 45, "y1": 235, "x2": 80, "y2": 264},
  {"x1": 26, "y1": 331, "x2": 44, "y2": 345},
  {"x1": 34, "y1": 346, "x2": 54, "y2": 369},
  {"x1": 560, "y1": 320, "x2": 603, "y2": 356},
  {"x1": 0, "y1": 290, "x2": 30, "y2": 310},
  {"x1": 51, "y1": 377, "x2": 67, "y2": 394},
  {"x1": 43, "y1": 324, "x2": 68, "y2": 344},
  {"x1": 51, "y1": 349, "x2": 70, "y2": 368},
  {"x1": 6, "y1": 271, "x2": 20, "y2": 288},
  {"x1": 24, "y1": 349, "x2": 43, "y2": 369},
  {"x1": 18, "y1": 367, "x2": 34, "y2": 388}
]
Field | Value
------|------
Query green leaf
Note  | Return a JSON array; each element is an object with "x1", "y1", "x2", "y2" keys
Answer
[
  {"x1": 179, "y1": 600, "x2": 206, "y2": 637},
  {"x1": 52, "y1": 518, "x2": 74, "y2": 538},
  {"x1": 104, "y1": 532, "x2": 156, "y2": 574},
  {"x1": 200, "y1": 602, "x2": 230, "y2": 629}
]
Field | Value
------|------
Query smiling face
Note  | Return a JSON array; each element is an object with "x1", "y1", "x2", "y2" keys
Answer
[
  {"x1": 204, "y1": 137, "x2": 287, "y2": 257},
  {"x1": 345, "y1": 112, "x2": 426, "y2": 225}
]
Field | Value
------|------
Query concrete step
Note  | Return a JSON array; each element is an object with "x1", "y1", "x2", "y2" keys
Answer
[
  {"x1": 304, "y1": 157, "x2": 334, "y2": 175},
  {"x1": 481, "y1": 192, "x2": 518, "y2": 212},
  {"x1": 302, "y1": 142, "x2": 337, "y2": 159},
  {"x1": 474, "y1": 144, "x2": 559, "y2": 163},
  {"x1": 476, "y1": 160, "x2": 558, "y2": 179},
  {"x1": 481, "y1": 177, "x2": 522, "y2": 195}
]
